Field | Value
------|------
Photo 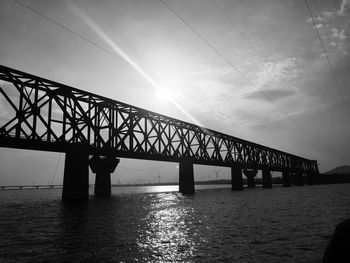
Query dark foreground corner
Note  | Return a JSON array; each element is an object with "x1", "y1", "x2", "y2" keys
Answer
[{"x1": 323, "y1": 218, "x2": 350, "y2": 262}]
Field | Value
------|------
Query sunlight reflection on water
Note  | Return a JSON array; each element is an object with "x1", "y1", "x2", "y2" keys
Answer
[
  {"x1": 141, "y1": 185, "x2": 178, "y2": 193},
  {"x1": 110, "y1": 184, "x2": 229, "y2": 195},
  {"x1": 136, "y1": 193, "x2": 202, "y2": 261}
]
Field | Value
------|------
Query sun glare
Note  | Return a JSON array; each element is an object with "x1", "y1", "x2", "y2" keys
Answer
[{"x1": 70, "y1": 4, "x2": 202, "y2": 126}]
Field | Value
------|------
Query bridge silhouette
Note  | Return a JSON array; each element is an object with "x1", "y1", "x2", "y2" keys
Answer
[{"x1": 0, "y1": 65, "x2": 319, "y2": 201}]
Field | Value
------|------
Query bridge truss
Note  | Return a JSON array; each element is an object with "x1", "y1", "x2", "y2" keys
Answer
[{"x1": 0, "y1": 65, "x2": 318, "y2": 174}]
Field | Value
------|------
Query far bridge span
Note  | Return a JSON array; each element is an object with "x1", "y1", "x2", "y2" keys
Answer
[{"x1": 0, "y1": 65, "x2": 319, "y2": 202}]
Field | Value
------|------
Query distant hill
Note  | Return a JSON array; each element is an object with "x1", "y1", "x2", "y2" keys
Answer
[{"x1": 325, "y1": 165, "x2": 350, "y2": 175}]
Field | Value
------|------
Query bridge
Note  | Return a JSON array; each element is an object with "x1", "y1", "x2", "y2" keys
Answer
[
  {"x1": 0, "y1": 185, "x2": 62, "y2": 190},
  {"x1": 0, "y1": 65, "x2": 319, "y2": 201}
]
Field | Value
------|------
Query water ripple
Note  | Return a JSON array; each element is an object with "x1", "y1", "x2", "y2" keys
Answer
[{"x1": 0, "y1": 184, "x2": 349, "y2": 262}]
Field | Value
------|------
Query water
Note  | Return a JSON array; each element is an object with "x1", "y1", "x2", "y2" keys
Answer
[{"x1": 0, "y1": 184, "x2": 349, "y2": 262}]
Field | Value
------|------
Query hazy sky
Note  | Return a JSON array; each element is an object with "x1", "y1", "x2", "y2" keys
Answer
[{"x1": 0, "y1": 0, "x2": 349, "y2": 185}]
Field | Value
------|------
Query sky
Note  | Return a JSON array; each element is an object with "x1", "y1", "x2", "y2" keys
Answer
[{"x1": 0, "y1": 0, "x2": 350, "y2": 185}]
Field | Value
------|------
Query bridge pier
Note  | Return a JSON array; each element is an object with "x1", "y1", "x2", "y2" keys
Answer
[
  {"x1": 307, "y1": 173, "x2": 315, "y2": 185},
  {"x1": 179, "y1": 159, "x2": 194, "y2": 194},
  {"x1": 293, "y1": 173, "x2": 304, "y2": 186},
  {"x1": 314, "y1": 172, "x2": 323, "y2": 185},
  {"x1": 231, "y1": 164, "x2": 243, "y2": 190},
  {"x1": 62, "y1": 144, "x2": 89, "y2": 202},
  {"x1": 89, "y1": 156, "x2": 120, "y2": 197},
  {"x1": 282, "y1": 171, "x2": 291, "y2": 187},
  {"x1": 262, "y1": 169, "x2": 272, "y2": 188},
  {"x1": 243, "y1": 169, "x2": 258, "y2": 188}
]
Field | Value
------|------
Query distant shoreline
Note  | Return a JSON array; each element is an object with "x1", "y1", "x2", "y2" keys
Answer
[
  {"x1": 113, "y1": 179, "x2": 232, "y2": 187},
  {"x1": 1, "y1": 174, "x2": 349, "y2": 190},
  {"x1": 0, "y1": 180, "x2": 232, "y2": 190}
]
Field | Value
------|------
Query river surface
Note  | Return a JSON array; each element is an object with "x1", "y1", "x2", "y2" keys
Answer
[{"x1": 0, "y1": 184, "x2": 349, "y2": 262}]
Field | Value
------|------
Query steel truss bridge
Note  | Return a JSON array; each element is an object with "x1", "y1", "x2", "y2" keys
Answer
[{"x1": 0, "y1": 65, "x2": 318, "y2": 200}]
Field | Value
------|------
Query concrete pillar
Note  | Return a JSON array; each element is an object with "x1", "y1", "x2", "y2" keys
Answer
[
  {"x1": 89, "y1": 156, "x2": 120, "y2": 197},
  {"x1": 262, "y1": 169, "x2": 272, "y2": 188},
  {"x1": 62, "y1": 144, "x2": 89, "y2": 202},
  {"x1": 307, "y1": 173, "x2": 314, "y2": 185},
  {"x1": 179, "y1": 159, "x2": 194, "y2": 194},
  {"x1": 312, "y1": 160, "x2": 321, "y2": 184},
  {"x1": 231, "y1": 164, "x2": 243, "y2": 190},
  {"x1": 282, "y1": 171, "x2": 291, "y2": 187},
  {"x1": 293, "y1": 173, "x2": 304, "y2": 186},
  {"x1": 314, "y1": 172, "x2": 323, "y2": 185},
  {"x1": 243, "y1": 169, "x2": 258, "y2": 188}
]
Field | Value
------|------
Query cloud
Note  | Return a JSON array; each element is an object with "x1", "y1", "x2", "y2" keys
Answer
[
  {"x1": 253, "y1": 57, "x2": 302, "y2": 89},
  {"x1": 309, "y1": 0, "x2": 350, "y2": 22},
  {"x1": 307, "y1": 16, "x2": 325, "y2": 23},
  {"x1": 331, "y1": 28, "x2": 347, "y2": 40},
  {"x1": 322, "y1": 11, "x2": 334, "y2": 19},
  {"x1": 337, "y1": 0, "x2": 350, "y2": 16},
  {"x1": 193, "y1": 64, "x2": 213, "y2": 75},
  {"x1": 193, "y1": 64, "x2": 233, "y2": 75},
  {"x1": 305, "y1": 15, "x2": 328, "y2": 33},
  {"x1": 245, "y1": 88, "x2": 296, "y2": 101},
  {"x1": 329, "y1": 41, "x2": 338, "y2": 47},
  {"x1": 318, "y1": 0, "x2": 350, "y2": 18},
  {"x1": 304, "y1": 0, "x2": 349, "y2": 58},
  {"x1": 327, "y1": 27, "x2": 348, "y2": 56}
]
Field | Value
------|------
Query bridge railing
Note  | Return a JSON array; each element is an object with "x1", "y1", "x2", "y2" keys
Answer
[{"x1": 0, "y1": 65, "x2": 318, "y2": 173}]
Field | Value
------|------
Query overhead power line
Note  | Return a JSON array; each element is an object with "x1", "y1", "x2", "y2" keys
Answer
[
  {"x1": 157, "y1": 1, "x2": 310, "y2": 133},
  {"x1": 304, "y1": 0, "x2": 350, "y2": 117},
  {"x1": 158, "y1": 0, "x2": 296, "y2": 119},
  {"x1": 10, "y1": 0, "x2": 348, "y2": 163},
  {"x1": 313, "y1": 0, "x2": 333, "y2": 51},
  {"x1": 158, "y1": 0, "x2": 348, "y2": 162},
  {"x1": 12, "y1": 0, "x2": 128, "y2": 64},
  {"x1": 210, "y1": 0, "x2": 267, "y2": 60},
  {"x1": 213, "y1": 0, "x2": 349, "y2": 162},
  {"x1": 210, "y1": 0, "x2": 300, "y2": 118}
]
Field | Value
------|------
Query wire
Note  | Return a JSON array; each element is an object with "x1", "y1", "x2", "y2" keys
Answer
[
  {"x1": 158, "y1": 0, "x2": 348, "y2": 163},
  {"x1": 210, "y1": 0, "x2": 267, "y2": 60},
  {"x1": 304, "y1": 0, "x2": 350, "y2": 117},
  {"x1": 12, "y1": 0, "x2": 128, "y2": 64},
  {"x1": 313, "y1": 0, "x2": 332, "y2": 50}
]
